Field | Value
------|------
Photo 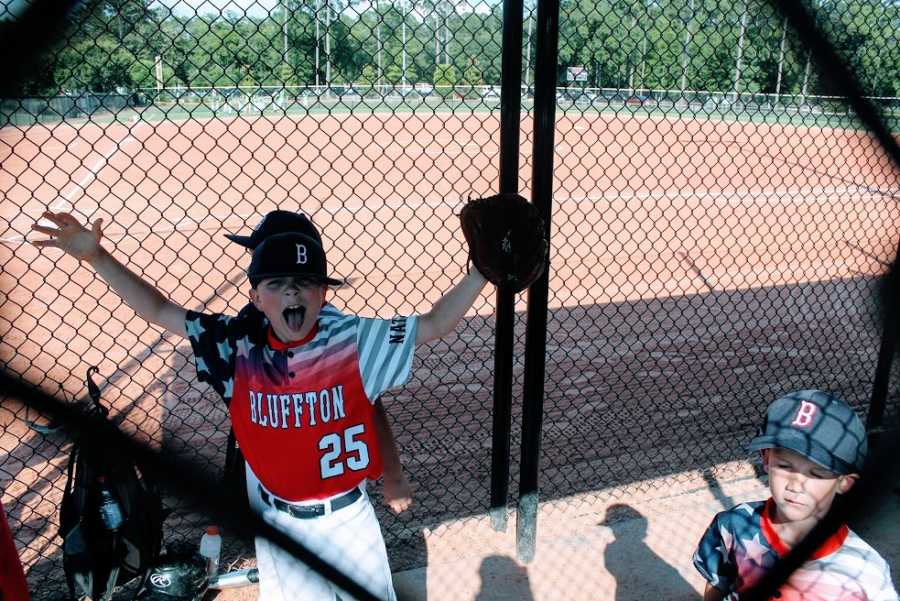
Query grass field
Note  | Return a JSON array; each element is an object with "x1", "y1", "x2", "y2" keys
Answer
[{"x1": 4, "y1": 92, "x2": 898, "y2": 133}]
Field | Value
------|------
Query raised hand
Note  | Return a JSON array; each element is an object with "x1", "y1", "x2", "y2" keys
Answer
[{"x1": 30, "y1": 211, "x2": 105, "y2": 261}]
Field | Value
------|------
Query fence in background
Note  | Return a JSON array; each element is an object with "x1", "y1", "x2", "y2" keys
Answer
[{"x1": 1, "y1": 0, "x2": 899, "y2": 597}]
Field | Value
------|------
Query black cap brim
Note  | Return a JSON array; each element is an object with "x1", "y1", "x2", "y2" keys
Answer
[
  {"x1": 250, "y1": 272, "x2": 344, "y2": 287},
  {"x1": 224, "y1": 233, "x2": 254, "y2": 248}
]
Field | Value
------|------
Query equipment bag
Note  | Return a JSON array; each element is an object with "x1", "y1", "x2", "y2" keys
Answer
[{"x1": 58, "y1": 367, "x2": 164, "y2": 601}]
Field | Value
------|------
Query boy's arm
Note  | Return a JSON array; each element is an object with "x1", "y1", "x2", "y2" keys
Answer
[
  {"x1": 373, "y1": 399, "x2": 412, "y2": 514},
  {"x1": 31, "y1": 211, "x2": 187, "y2": 336},
  {"x1": 416, "y1": 270, "x2": 488, "y2": 345}
]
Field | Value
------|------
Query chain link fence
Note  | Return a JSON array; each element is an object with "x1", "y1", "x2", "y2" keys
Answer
[{"x1": 1, "y1": 0, "x2": 899, "y2": 597}]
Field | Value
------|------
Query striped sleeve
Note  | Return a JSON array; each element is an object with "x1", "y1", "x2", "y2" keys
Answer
[{"x1": 357, "y1": 314, "x2": 418, "y2": 401}]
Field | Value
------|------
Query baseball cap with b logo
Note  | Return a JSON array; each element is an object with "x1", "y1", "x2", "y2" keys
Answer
[
  {"x1": 247, "y1": 232, "x2": 343, "y2": 287},
  {"x1": 225, "y1": 210, "x2": 323, "y2": 249},
  {"x1": 747, "y1": 389, "x2": 867, "y2": 475}
]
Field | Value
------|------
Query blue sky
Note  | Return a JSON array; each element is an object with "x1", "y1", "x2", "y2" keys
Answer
[
  {"x1": 0, "y1": 0, "x2": 309, "y2": 20},
  {"x1": 150, "y1": 0, "x2": 284, "y2": 18},
  {"x1": 148, "y1": 0, "x2": 491, "y2": 19},
  {"x1": 1, "y1": 0, "x2": 491, "y2": 21}
]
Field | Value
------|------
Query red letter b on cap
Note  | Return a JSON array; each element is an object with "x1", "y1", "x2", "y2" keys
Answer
[{"x1": 791, "y1": 401, "x2": 817, "y2": 428}]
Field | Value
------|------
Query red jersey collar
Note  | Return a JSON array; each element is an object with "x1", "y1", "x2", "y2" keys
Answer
[
  {"x1": 267, "y1": 323, "x2": 318, "y2": 350},
  {"x1": 760, "y1": 498, "x2": 848, "y2": 559}
]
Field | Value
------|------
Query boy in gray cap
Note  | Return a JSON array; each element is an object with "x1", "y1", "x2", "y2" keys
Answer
[{"x1": 693, "y1": 389, "x2": 897, "y2": 601}]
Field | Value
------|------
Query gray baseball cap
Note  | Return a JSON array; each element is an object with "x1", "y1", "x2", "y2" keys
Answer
[{"x1": 748, "y1": 389, "x2": 867, "y2": 475}]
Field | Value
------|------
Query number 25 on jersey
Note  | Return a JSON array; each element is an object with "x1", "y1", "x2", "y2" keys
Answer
[{"x1": 318, "y1": 424, "x2": 369, "y2": 479}]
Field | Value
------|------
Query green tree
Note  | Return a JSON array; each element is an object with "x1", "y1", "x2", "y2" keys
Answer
[
  {"x1": 385, "y1": 64, "x2": 403, "y2": 84},
  {"x1": 360, "y1": 64, "x2": 379, "y2": 93},
  {"x1": 433, "y1": 63, "x2": 458, "y2": 96},
  {"x1": 463, "y1": 62, "x2": 482, "y2": 87},
  {"x1": 9, "y1": 0, "x2": 899, "y2": 102}
]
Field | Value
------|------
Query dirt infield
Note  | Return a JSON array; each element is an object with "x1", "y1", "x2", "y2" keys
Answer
[
  {"x1": 1, "y1": 109, "x2": 898, "y2": 597},
  {"x1": 2, "y1": 111, "x2": 895, "y2": 388}
]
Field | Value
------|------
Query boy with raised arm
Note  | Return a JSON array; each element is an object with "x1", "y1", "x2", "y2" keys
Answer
[{"x1": 32, "y1": 210, "x2": 487, "y2": 601}]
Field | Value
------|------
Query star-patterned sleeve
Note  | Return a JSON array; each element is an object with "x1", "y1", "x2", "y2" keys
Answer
[
  {"x1": 694, "y1": 512, "x2": 738, "y2": 596},
  {"x1": 185, "y1": 310, "x2": 244, "y2": 405}
]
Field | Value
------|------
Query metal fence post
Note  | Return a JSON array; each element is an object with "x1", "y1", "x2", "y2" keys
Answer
[
  {"x1": 490, "y1": 0, "x2": 524, "y2": 533},
  {"x1": 516, "y1": 0, "x2": 559, "y2": 562},
  {"x1": 867, "y1": 239, "x2": 900, "y2": 440}
]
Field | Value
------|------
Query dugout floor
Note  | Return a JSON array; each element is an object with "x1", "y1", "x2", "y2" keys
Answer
[
  {"x1": 393, "y1": 469, "x2": 900, "y2": 601},
  {"x1": 208, "y1": 461, "x2": 900, "y2": 601}
]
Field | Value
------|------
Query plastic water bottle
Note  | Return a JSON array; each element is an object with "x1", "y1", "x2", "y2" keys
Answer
[
  {"x1": 96, "y1": 476, "x2": 123, "y2": 533},
  {"x1": 199, "y1": 525, "x2": 222, "y2": 579}
]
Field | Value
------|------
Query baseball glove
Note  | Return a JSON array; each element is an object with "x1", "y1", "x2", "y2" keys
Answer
[{"x1": 459, "y1": 193, "x2": 548, "y2": 293}]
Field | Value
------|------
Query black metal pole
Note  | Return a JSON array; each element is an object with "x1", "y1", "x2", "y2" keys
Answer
[
  {"x1": 867, "y1": 238, "x2": 900, "y2": 440},
  {"x1": 516, "y1": 0, "x2": 559, "y2": 562},
  {"x1": 490, "y1": 0, "x2": 524, "y2": 532},
  {"x1": 490, "y1": 290, "x2": 515, "y2": 532}
]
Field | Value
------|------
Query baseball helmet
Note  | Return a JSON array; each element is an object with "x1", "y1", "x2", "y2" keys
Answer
[{"x1": 133, "y1": 551, "x2": 208, "y2": 601}]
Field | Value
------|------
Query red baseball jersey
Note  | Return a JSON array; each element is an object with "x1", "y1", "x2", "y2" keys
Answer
[{"x1": 186, "y1": 304, "x2": 417, "y2": 500}]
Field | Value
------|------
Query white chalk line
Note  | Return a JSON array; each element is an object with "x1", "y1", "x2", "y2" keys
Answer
[
  {"x1": 119, "y1": 184, "x2": 900, "y2": 238},
  {"x1": 393, "y1": 136, "x2": 497, "y2": 155},
  {"x1": 29, "y1": 143, "x2": 70, "y2": 154},
  {"x1": 572, "y1": 184, "x2": 893, "y2": 206},
  {"x1": 49, "y1": 135, "x2": 138, "y2": 211},
  {"x1": 12, "y1": 129, "x2": 142, "y2": 243},
  {"x1": 47, "y1": 120, "x2": 145, "y2": 213},
  {"x1": 3, "y1": 183, "x2": 884, "y2": 244},
  {"x1": 5, "y1": 183, "x2": 894, "y2": 245}
]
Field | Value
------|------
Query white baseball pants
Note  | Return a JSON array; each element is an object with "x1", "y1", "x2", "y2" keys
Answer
[{"x1": 246, "y1": 464, "x2": 397, "y2": 601}]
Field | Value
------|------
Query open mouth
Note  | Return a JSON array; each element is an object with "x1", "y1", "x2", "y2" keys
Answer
[{"x1": 283, "y1": 304, "x2": 306, "y2": 332}]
